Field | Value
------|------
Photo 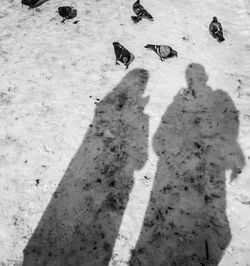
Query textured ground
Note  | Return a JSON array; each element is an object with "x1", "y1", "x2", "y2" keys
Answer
[{"x1": 0, "y1": 0, "x2": 250, "y2": 265}]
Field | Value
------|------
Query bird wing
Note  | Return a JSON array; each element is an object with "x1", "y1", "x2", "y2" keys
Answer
[
  {"x1": 159, "y1": 46, "x2": 171, "y2": 57},
  {"x1": 217, "y1": 21, "x2": 223, "y2": 31},
  {"x1": 209, "y1": 22, "x2": 222, "y2": 34},
  {"x1": 31, "y1": 0, "x2": 49, "y2": 8},
  {"x1": 133, "y1": 2, "x2": 144, "y2": 15}
]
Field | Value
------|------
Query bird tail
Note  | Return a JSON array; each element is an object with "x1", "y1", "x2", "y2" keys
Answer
[
  {"x1": 31, "y1": 0, "x2": 50, "y2": 8},
  {"x1": 141, "y1": 10, "x2": 154, "y2": 21},
  {"x1": 145, "y1": 44, "x2": 157, "y2": 52}
]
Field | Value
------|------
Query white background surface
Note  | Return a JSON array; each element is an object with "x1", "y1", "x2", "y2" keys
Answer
[{"x1": 0, "y1": 0, "x2": 250, "y2": 265}]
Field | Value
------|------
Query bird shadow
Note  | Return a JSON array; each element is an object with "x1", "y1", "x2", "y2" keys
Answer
[
  {"x1": 129, "y1": 63, "x2": 245, "y2": 266},
  {"x1": 23, "y1": 69, "x2": 150, "y2": 266}
]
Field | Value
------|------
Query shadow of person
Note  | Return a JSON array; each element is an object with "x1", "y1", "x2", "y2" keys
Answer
[
  {"x1": 23, "y1": 69, "x2": 150, "y2": 266},
  {"x1": 129, "y1": 63, "x2": 245, "y2": 266}
]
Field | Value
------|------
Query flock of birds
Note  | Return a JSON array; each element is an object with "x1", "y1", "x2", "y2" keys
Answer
[
  {"x1": 114, "y1": 0, "x2": 225, "y2": 69},
  {"x1": 21, "y1": 0, "x2": 77, "y2": 23},
  {"x1": 21, "y1": 0, "x2": 225, "y2": 69}
]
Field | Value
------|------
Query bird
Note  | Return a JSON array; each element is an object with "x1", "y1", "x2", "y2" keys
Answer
[
  {"x1": 209, "y1": 17, "x2": 225, "y2": 42},
  {"x1": 131, "y1": 16, "x2": 142, "y2": 23},
  {"x1": 131, "y1": 0, "x2": 154, "y2": 23},
  {"x1": 145, "y1": 44, "x2": 178, "y2": 61},
  {"x1": 113, "y1": 42, "x2": 135, "y2": 69},
  {"x1": 21, "y1": 0, "x2": 49, "y2": 8},
  {"x1": 58, "y1": 6, "x2": 77, "y2": 23}
]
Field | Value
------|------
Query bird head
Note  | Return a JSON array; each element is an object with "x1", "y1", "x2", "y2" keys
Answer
[
  {"x1": 172, "y1": 50, "x2": 178, "y2": 57},
  {"x1": 213, "y1": 16, "x2": 218, "y2": 22},
  {"x1": 113, "y1": 42, "x2": 119, "y2": 47}
]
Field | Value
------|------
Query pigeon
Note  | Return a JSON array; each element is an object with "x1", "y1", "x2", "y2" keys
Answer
[
  {"x1": 209, "y1": 17, "x2": 225, "y2": 42},
  {"x1": 58, "y1": 6, "x2": 77, "y2": 23},
  {"x1": 21, "y1": 0, "x2": 49, "y2": 8},
  {"x1": 113, "y1": 42, "x2": 135, "y2": 69},
  {"x1": 131, "y1": 0, "x2": 153, "y2": 23},
  {"x1": 131, "y1": 15, "x2": 142, "y2": 23},
  {"x1": 145, "y1": 44, "x2": 178, "y2": 61}
]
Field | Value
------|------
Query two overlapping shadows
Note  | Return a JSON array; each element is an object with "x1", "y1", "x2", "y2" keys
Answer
[{"x1": 23, "y1": 64, "x2": 245, "y2": 266}]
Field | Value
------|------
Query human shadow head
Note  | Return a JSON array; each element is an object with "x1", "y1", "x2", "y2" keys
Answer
[
  {"x1": 186, "y1": 63, "x2": 209, "y2": 89},
  {"x1": 102, "y1": 68, "x2": 150, "y2": 111},
  {"x1": 23, "y1": 68, "x2": 150, "y2": 266},
  {"x1": 118, "y1": 68, "x2": 149, "y2": 90}
]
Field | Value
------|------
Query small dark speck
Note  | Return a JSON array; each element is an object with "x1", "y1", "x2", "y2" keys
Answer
[
  {"x1": 96, "y1": 98, "x2": 100, "y2": 101},
  {"x1": 35, "y1": 179, "x2": 40, "y2": 186},
  {"x1": 25, "y1": 160, "x2": 28, "y2": 164},
  {"x1": 144, "y1": 176, "x2": 150, "y2": 180},
  {"x1": 89, "y1": 124, "x2": 93, "y2": 128},
  {"x1": 73, "y1": 20, "x2": 79, "y2": 24},
  {"x1": 89, "y1": 96, "x2": 92, "y2": 98},
  {"x1": 109, "y1": 180, "x2": 116, "y2": 187}
]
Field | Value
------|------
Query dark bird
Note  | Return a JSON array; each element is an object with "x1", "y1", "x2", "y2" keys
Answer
[
  {"x1": 131, "y1": 15, "x2": 142, "y2": 23},
  {"x1": 113, "y1": 42, "x2": 135, "y2": 69},
  {"x1": 209, "y1": 17, "x2": 225, "y2": 42},
  {"x1": 21, "y1": 0, "x2": 49, "y2": 8},
  {"x1": 131, "y1": 0, "x2": 154, "y2": 23},
  {"x1": 145, "y1": 44, "x2": 178, "y2": 61},
  {"x1": 58, "y1": 6, "x2": 77, "y2": 23}
]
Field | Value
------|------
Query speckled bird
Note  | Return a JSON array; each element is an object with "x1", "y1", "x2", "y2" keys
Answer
[
  {"x1": 145, "y1": 44, "x2": 178, "y2": 61},
  {"x1": 209, "y1": 17, "x2": 225, "y2": 42},
  {"x1": 113, "y1": 42, "x2": 134, "y2": 69},
  {"x1": 132, "y1": 0, "x2": 153, "y2": 23},
  {"x1": 21, "y1": 0, "x2": 49, "y2": 8},
  {"x1": 58, "y1": 6, "x2": 77, "y2": 23}
]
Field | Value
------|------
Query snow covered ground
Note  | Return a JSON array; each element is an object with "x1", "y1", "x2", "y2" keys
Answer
[{"x1": 0, "y1": 0, "x2": 250, "y2": 265}]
